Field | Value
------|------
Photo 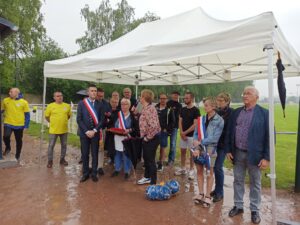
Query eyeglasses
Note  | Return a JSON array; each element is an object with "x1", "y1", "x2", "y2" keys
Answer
[{"x1": 121, "y1": 103, "x2": 129, "y2": 105}]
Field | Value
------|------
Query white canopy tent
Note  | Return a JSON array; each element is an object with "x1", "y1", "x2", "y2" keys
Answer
[
  {"x1": 44, "y1": 7, "x2": 300, "y2": 85},
  {"x1": 43, "y1": 8, "x2": 300, "y2": 225}
]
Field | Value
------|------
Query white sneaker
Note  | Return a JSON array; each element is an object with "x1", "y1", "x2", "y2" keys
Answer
[
  {"x1": 137, "y1": 177, "x2": 151, "y2": 185},
  {"x1": 188, "y1": 169, "x2": 195, "y2": 180},
  {"x1": 174, "y1": 168, "x2": 187, "y2": 176}
]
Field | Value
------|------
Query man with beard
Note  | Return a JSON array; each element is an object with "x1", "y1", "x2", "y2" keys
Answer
[{"x1": 175, "y1": 92, "x2": 200, "y2": 180}]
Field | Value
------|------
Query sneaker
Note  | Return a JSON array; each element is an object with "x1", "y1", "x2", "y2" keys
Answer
[
  {"x1": 174, "y1": 168, "x2": 187, "y2": 176},
  {"x1": 157, "y1": 163, "x2": 163, "y2": 172},
  {"x1": 166, "y1": 161, "x2": 174, "y2": 167},
  {"x1": 188, "y1": 169, "x2": 195, "y2": 180},
  {"x1": 60, "y1": 158, "x2": 68, "y2": 166},
  {"x1": 137, "y1": 177, "x2": 151, "y2": 185}
]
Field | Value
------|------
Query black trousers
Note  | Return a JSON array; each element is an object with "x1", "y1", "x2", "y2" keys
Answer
[
  {"x1": 143, "y1": 135, "x2": 160, "y2": 185},
  {"x1": 3, "y1": 126, "x2": 24, "y2": 159},
  {"x1": 80, "y1": 135, "x2": 99, "y2": 177}
]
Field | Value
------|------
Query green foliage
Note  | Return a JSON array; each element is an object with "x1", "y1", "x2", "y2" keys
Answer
[
  {"x1": 0, "y1": 0, "x2": 45, "y2": 90},
  {"x1": 76, "y1": 0, "x2": 159, "y2": 53}
]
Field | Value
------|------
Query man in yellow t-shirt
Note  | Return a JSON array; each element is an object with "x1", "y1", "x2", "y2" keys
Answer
[
  {"x1": 2, "y1": 88, "x2": 30, "y2": 161},
  {"x1": 45, "y1": 91, "x2": 71, "y2": 168}
]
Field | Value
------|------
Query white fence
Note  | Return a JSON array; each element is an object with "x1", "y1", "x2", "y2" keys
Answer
[{"x1": 29, "y1": 105, "x2": 78, "y2": 134}]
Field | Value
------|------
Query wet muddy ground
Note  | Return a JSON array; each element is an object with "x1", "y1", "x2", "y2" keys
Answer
[{"x1": 0, "y1": 133, "x2": 299, "y2": 225}]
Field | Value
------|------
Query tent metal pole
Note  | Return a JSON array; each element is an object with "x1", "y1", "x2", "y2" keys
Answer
[
  {"x1": 135, "y1": 83, "x2": 138, "y2": 99},
  {"x1": 267, "y1": 46, "x2": 277, "y2": 225},
  {"x1": 39, "y1": 77, "x2": 47, "y2": 167},
  {"x1": 295, "y1": 94, "x2": 300, "y2": 192}
]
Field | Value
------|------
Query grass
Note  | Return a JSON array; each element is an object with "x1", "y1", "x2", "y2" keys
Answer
[
  {"x1": 27, "y1": 121, "x2": 81, "y2": 148},
  {"x1": 27, "y1": 104, "x2": 299, "y2": 190}
]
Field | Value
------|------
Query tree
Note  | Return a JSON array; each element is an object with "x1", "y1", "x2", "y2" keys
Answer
[
  {"x1": 21, "y1": 37, "x2": 88, "y2": 103},
  {"x1": 76, "y1": 0, "x2": 159, "y2": 53},
  {"x1": 0, "y1": 0, "x2": 45, "y2": 91}
]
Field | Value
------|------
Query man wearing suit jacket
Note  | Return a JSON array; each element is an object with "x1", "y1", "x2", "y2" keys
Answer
[
  {"x1": 225, "y1": 86, "x2": 269, "y2": 224},
  {"x1": 77, "y1": 84, "x2": 103, "y2": 183}
]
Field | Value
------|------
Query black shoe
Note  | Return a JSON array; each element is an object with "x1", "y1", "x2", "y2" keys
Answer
[
  {"x1": 111, "y1": 171, "x2": 119, "y2": 177},
  {"x1": 80, "y1": 175, "x2": 89, "y2": 183},
  {"x1": 228, "y1": 206, "x2": 244, "y2": 217},
  {"x1": 92, "y1": 176, "x2": 98, "y2": 182},
  {"x1": 210, "y1": 190, "x2": 216, "y2": 197},
  {"x1": 251, "y1": 211, "x2": 261, "y2": 224},
  {"x1": 98, "y1": 168, "x2": 105, "y2": 176},
  {"x1": 213, "y1": 195, "x2": 224, "y2": 203},
  {"x1": 124, "y1": 173, "x2": 130, "y2": 180},
  {"x1": 60, "y1": 158, "x2": 68, "y2": 166}
]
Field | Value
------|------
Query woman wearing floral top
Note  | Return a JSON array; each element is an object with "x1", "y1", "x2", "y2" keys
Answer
[{"x1": 137, "y1": 89, "x2": 161, "y2": 185}]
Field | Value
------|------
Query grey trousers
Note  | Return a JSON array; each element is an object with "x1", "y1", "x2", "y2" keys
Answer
[
  {"x1": 48, "y1": 133, "x2": 68, "y2": 161},
  {"x1": 233, "y1": 149, "x2": 261, "y2": 212}
]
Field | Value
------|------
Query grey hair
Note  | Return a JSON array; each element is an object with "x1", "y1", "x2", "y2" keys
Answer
[{"x1": 244, "y1": 86, "x2": 259, "y2": 97}]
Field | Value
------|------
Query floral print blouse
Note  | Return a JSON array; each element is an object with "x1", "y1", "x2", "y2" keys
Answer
[{"x1": 139, "y1": 104, "x2": 161, "y2": 140}]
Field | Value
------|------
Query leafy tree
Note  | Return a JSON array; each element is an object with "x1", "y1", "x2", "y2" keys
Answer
[
  {"x1": 0, "y1": 0, "x2": 45, "y2": 91},
  {"x1": 76, "y1": 0, "x2": 159, "y2": 53}
]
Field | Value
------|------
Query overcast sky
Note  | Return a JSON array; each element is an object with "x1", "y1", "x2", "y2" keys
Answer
[{"x1": 41, "y1": 0, "x2": 300, "y2": 97}]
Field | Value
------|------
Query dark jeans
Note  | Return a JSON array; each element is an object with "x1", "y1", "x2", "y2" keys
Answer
[
  {"x1": 143, "y1": 135, "x2": 160, "y2": 185},
  {"x1": 214, "y1": 148, "x2": 226, "y2": 197},
  {"x1": 80, "y1": 135, "x2": 99, "y2": 177},
  {"x1": 3, "y1": 126, "x2": 24, "y2": 159}
]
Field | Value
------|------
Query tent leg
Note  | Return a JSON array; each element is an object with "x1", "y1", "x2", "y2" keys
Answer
[
  {"x1": 39, "y1": 77, "x2": 47, "y2": 167},
  {"x1": 135, "y1": 84, "x2": 138, "y2": 99},
  {"x1": 267, "y1": 47, "x2": 277, "y2": 225}
]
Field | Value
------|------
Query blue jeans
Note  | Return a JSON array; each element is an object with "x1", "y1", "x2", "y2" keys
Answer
[
  {"x1": 214, "y1": 148, "x2": 226, "y2": 197},
  {"x1": 233, "y1": 149, "x2": 261, "y2": 212},
  {"x1": 114, "y1": 151, "x2": 132, "y2": 173},
  {"x1": 168, "y1": 128, "x2": 178, "y2": 163}
]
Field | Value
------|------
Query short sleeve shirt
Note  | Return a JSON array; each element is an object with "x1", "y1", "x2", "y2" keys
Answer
[
  {"x1": 2, "y1": 97, "x2": 30, "y2": 126},
  {"x1": 45, "y1": 102, "x2": 71, "y2": 134},
  {"x1": 180, "y1": 106, "x2": 200, "y2": 137}
]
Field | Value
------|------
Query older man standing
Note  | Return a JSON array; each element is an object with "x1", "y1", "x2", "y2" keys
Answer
[
  {"x1": 226, "y1": 86, "x2": 269, "y2": 224},
  {"x1": 45, "y1": 91, "x2": 71, "y2": 168},
  {"x1": 2, "y1": 87, "x2": 30, "y2": 161}
]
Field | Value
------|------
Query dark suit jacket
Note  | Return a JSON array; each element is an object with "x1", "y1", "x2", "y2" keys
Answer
[
  {"x1": 76, "y1": 99, "x2": 103, "y2": 137},
  {"x1": 225, "y1": 104, "x2": 270, "y2": 165}
]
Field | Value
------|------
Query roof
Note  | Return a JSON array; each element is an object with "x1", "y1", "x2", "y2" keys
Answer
[{"x1": 44, "y1": 7, "x2": 300, "y2": 85}]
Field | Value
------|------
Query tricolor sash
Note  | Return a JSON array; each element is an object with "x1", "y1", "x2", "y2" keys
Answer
[
  {"x1": 118, "y1": 111, "x2": 127, "y2": 130},
  {"x1": 83, "y1": 98, "x2": 99, "y2": 126},
  {"x1": 197, "y1": 116, "x2": 206, "y2": 141}
]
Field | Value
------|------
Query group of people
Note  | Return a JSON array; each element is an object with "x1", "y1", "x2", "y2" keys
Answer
[{"x1": 1, "y1": 85, "x2": 269, "y2": 224}]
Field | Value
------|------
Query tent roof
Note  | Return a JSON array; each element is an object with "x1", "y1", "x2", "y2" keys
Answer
[{"x1": 44, "y1": 7, "x2": 300, "y2": 85}]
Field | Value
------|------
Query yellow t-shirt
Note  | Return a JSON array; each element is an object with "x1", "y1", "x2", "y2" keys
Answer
[
  {"x1": 2, "y1": 97, "x2": 30, "y2": 126},
  {"x1": 45, "y1": 102, "x2": 72, "y2": 134}
]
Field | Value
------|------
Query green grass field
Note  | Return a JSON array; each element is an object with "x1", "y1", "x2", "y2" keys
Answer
[{"x1": 28, "y1": 104, "x2": 299, "y2": 190}]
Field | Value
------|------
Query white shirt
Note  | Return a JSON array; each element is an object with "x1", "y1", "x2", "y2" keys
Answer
[{"x1": 114, "y1": 114, "x2": 130, "y2": 152}]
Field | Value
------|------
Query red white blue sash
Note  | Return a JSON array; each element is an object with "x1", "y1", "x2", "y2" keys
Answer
[
  {"x1": 197, "y1": 116, "x2": 206, "y2": 141},
  {"x1": 83, "y1": 98, "x2": 98, "y2": 126},
  {"x1": 118, "y1": 111, "x2": 127, "y2": 130}
]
